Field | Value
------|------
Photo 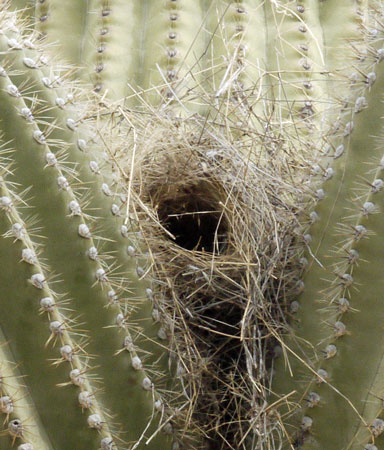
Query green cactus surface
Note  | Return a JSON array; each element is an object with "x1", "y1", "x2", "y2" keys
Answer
[
  {"x1": 0, "y1": 6, "x2": 173, "y2": 450},
  {"x1": 2, "y1": 1, "x2": 384, "y2": 450}
]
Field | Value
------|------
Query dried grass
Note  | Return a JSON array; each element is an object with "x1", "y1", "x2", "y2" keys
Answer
[
  {"x1": 93, "y1": 3, "x2": 322, "y2": 445},
  {"x1": 102, "y1": 89, "x2": 314, "y2": 449}
]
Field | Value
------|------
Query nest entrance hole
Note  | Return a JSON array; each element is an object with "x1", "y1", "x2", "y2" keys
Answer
[{"x1": 157, "y1": 182, "x2": 228, "y2": 253}]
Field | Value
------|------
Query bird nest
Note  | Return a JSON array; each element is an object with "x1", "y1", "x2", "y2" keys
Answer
[{"x1": 108, "y1": 104, "x2": 311, "y2": 449}]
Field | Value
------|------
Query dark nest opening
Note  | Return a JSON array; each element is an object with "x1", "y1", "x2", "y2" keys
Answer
[
  {"x1": 156, "y1": 181, "x2": 228, "y2": 253},
  {"x1": 120, "y1": 113, "x2": 307, "y2": 450}
]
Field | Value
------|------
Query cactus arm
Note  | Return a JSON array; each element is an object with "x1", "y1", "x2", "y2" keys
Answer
[
  {"x1": 239, "y1": 1, "x2": 268, "y2": 91},
  {"x1": 204, "y1": 0, "x2": 327, "y2": 142}
]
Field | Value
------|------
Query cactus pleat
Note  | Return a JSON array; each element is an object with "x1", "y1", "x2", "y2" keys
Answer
[
  {"x1": 82, "y1": 0, "x2": 142, "y2": 100},
  {"x1": 30, "y1": 1, "x2": 384, "y2": 448},
  {"x1": 270, "y1": 3, "x2": 384, "y2": 449},
  {"x1": 81, "y1": 0, "x2": 206, "y2": 104},
  {"x1": 3, "y1": 1, "x2": 384, "y2": 449},
  {"x1": 8, "y1": 1, "x2": 29, "y2": 12},
  {"x1": 0, "y1": 330, "x2": 51, "y2": 449},
  {"x1": 0, "y1": 178, "x2": 111, "y2": 448},
  {"x1": 0, "y1": 9, "x2": 172, "y2": 449},
  {"x1": 35, "y1": 0, "x2": 88, "y2": 68},
  {"x1": 263, "y1": 0, "x2": 328, "y2": 134},
  {"x1": 140, "y1": 1, "x2": 205, "y2": 106},
  {"x1": 201, "y1": 1, "x2": 268, "y2": 125}
]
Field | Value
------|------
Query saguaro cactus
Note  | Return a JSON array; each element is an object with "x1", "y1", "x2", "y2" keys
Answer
[
  {"x1": 2, "y1": 1, "x2": 384, "y2": 450},
  {"x1": 270, "y1": 2, "x2": 384, "y2": 450},
  {"x1": 0, "y1": 6, "x2": 174, "y2": 450}
]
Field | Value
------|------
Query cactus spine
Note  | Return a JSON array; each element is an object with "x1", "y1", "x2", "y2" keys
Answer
[
  {"x1": 272, "y1": 59, "x2": 384, "y2": 449},
  {"x1": 0, "y1": 7, "x2": 172, "y2": 449},
  {"x1": 2, "y1": 1, "x2": 384, "y2": 449},
  {"x1": 271, "y1": 2, "x2": 384, "y2": 449}
]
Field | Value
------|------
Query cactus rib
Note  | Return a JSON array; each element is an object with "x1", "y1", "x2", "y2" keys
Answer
[{"x1": 0, "y1": 8, "x2": 172, "y2": 449}]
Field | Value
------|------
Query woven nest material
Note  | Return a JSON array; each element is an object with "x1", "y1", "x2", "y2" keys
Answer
[{"x1": 110, "y1": 105, "x2": 311, "y2": 449}]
